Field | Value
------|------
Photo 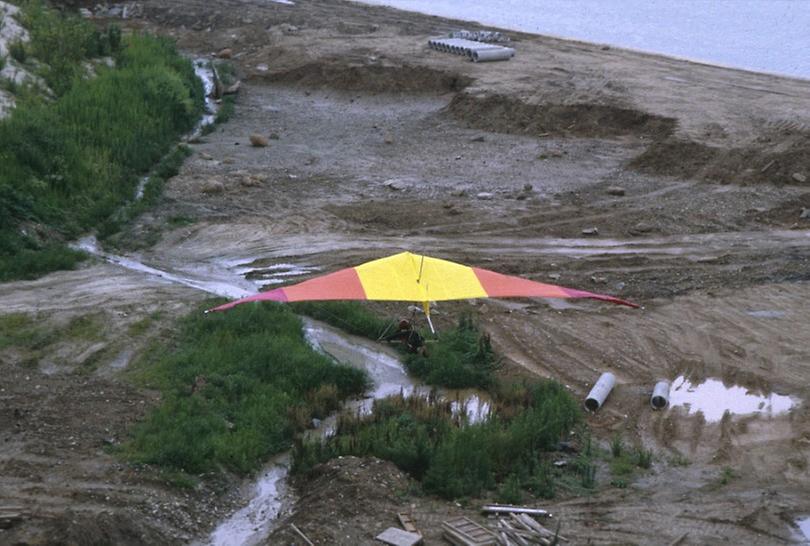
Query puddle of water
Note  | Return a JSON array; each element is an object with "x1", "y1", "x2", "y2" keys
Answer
[
  {"x1": 236, "y1": 262, "x2": 320, "y2": 288},
  {"x1": 745, "y1": 309, "x2": 786, "y2": 319},
  {"x1": 207, "y1": 455, "x2": 291, "y2": 546},
  {"x1": 795, "y1": 516, "x2": 810, "y2": 544},
  {"x1": 669, "y1": 375, "x2": 797, "y2": 422}
]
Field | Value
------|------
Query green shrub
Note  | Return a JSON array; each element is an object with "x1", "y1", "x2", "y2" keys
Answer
[
  {"x1": 610, "y1": 434, "x2": 623, "y2": 457},
  {"x1": 636, "y1": 447, "x2": 653, "y2": 469},
  {"x1": 609, "y1": 454, "x2": 635, "y2": 477},
  {"x1": 124, "y1": 302, "x2": 368, "y2": 475},
  {"x1": 8, "y1": 40, "x2": 26, "y2": 63},
  {"x1": 496, "y1": 473, "x2": 524, "y2": 504},
  {"x1": 404, "y1": 314, "x2": 498, "y2": 389}
]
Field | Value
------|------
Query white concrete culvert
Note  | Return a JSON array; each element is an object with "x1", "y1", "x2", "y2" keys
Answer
[{"x1": 428, "y1": 37, "x2": 515, "y2": 62}]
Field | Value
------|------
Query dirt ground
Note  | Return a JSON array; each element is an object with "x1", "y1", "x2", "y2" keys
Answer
[{"x1": 3, "y1": 0, "x2": 810, "y2": 544}]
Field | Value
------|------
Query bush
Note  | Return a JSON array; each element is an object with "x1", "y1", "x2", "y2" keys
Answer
[
  {"x1": 405, "y1": 314, "x2": 499, "y2": 389},
  {"x1": 124, "y1": 302, "x2": 369, "y2": 475},
  {"x1": 8, "y1": 40, "x2": 26, "y2": 63}
]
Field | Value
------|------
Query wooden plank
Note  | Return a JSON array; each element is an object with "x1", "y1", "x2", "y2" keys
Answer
[
  {"x1": 376, "y1": 527, "x2": 423, "y2": 546},
  {"x1": 482, "y1": 505, "x2": 550, "y2": 517},
  {"x1": 442, "y1": 517, "x2": 498, "y2": 546},
  {"x1": 398, "y1": 512, "x2": 420, "y2": 535},
  {"x1": 290, "y1": 523, "x2": 314, "y2": 546}
]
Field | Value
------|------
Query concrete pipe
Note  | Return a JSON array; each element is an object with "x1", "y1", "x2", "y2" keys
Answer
[
  {"x1": 585, "y1": 372, "x2": 616, "y2": 412},
  {"x1": 472, "y1": 48, "x2": 515, "y2": 62},
  {"x1": 467, "y1": 45, "x2": 503, "y2": 58},
  {"x1": 651, "y1": 381, "x2": 670, "y2": 409}
]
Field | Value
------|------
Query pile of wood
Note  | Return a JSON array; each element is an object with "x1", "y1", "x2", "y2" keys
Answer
[
  {"x1": 441, "y1": 505, "x2": 566, "y2": 546},
  {"x1": 0, "y1": 506, "x2": 23, "y2": 530},
  {"x1": 489, "y1": 513, "x2": 565, "y2": 546}
]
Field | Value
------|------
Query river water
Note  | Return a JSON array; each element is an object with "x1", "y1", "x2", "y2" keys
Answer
[{"x1": 354, "y1": 0, "x2": 810, "y2": 79}]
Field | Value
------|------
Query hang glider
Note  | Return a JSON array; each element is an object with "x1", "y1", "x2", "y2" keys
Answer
[{"x1": 208, "y1": 252, "x2": 638, "y2": 329}]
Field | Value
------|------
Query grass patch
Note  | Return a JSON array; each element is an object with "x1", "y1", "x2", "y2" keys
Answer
[
  {"x1": 0, "y1": 310, "x2": 104, "y2": 361},
  {"x1": 0, "y1": 240, "x2": 87, "y2": 281},
  {"x1": 293, "y1": 379, "x2": 581, "y2": 500},
  {"x1": 123, "y1": 301, "x2": 369, "y2": 475},
  {"x1": 0, "y1": 2, "x2": 203, "y2": 281}
]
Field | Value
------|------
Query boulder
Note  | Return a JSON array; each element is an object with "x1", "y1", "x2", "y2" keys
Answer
[
  {"x1": 201, "y1": 180, "x2": 225, "y2": 194},
  {"x1": 249, "y1": 134, "x2": 269, "y2": 147}
]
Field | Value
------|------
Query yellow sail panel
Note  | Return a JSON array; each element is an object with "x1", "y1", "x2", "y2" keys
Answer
[
  {"x1": 355, "y1": 252, "x2": 487, "y2": 301},
  {"x1": 418, "y1": 254, "x2": 487, "y2": 300}
]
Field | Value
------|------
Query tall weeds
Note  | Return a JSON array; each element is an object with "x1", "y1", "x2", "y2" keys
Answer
[
  {"x1": 0, "y1": 6, "x2": 203, "y2": 280},
  {"x1": 124, "y1": 301, "x2": 369, "y2": 475},
  {"x1": 293, "y1": 380, "x2": 581, "y2": 500}
]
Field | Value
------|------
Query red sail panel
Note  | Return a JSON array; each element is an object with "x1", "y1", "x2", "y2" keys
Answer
[
  {"x1": 208, "y1": 267, "x2": 367, "y2": 313},
  {"x1": 282, "y1": 267, "x2": 367, "y2": 301},
  {"x1": 473, "y1": 267, "x2": 638, "y2": 308}
]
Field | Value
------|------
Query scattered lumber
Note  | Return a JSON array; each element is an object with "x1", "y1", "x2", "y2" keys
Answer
[
  {"x1": 0, "y1": 506, "x2": 24, "y2": 530},
  {"x1": 442, "y1": 516, "x2": 498, "y2": 545},
  {"x1": 481, "y1": 504, "x2": 550, "y2": 517},
  {"x1": 476, "y1": 504, "x2": 568, "y2": 546}
]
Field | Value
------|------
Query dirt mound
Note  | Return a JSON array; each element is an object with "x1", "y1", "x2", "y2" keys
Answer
[
  {"x1": 24, "y1": 511, "x2": 171, "y2": 546},
  {"x1": 445, "y1": 92, "x2": 677, "y2": 139},
  {"x1": 630, "y1": 134, "x2": 810, "y2": 185},
  {"x1": 265, "y1": 457, "x2": 414, "y2": 545},
  {"x1": 267, "y1": 60, "x2": 471, "y2": 94},
  {"x1": 628, "y1": 138, "x2": 720, "y2": 178}
]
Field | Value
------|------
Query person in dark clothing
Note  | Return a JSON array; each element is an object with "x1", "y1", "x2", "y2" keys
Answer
[{"x1": 383, "y1": 319, "x2": 425, "y2": 353}]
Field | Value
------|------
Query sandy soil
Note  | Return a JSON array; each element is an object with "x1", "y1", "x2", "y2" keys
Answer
[{"x1": 3, "y1": 0, "x2": 810, "y2": 544}]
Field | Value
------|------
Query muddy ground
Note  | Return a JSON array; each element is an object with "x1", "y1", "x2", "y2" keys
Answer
[{"x1": 2, "y1": 0, "x2": 810, "y2": 544}]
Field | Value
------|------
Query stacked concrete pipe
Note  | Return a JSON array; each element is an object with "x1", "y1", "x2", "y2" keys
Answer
[{"x1": 428, "y1": 37, "x2": 515, "y2": 62}]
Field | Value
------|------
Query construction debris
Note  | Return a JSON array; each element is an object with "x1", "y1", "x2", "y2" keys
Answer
[
  {"x1": 481, "y1": 505, "x2": 550, "y2": 517},
  {"x1": 442, "y1": 516, "x2": 498, "y2": 545},
  {"x1": 290, "y1": 523, "x2": 314, "y2": 546},
  {"x1": 427, "y1": 38, "x2": 515, "y2": 62},
  {"x1": 376, "y1": 527, "x2": 423, "y2": 546},
  {"x1": 398, "y1": 512, "x2": 422, "y2": 536},
  {"x1": 449, "y1": 30, "x2": 511, "y2": 43},
  {"x1": 477, "y1": 505, "x2": 567, "y2": 546},
  {"x1": 0, "y1": 506, "x2": 23, "y2": 529}
]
